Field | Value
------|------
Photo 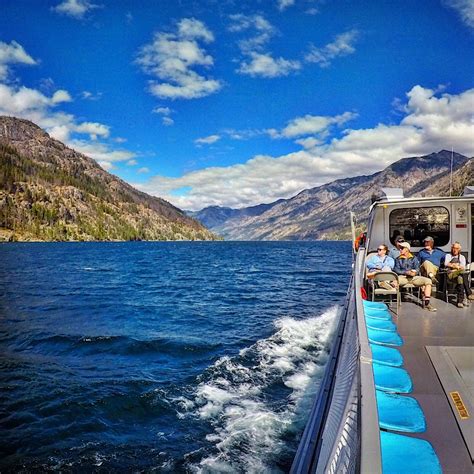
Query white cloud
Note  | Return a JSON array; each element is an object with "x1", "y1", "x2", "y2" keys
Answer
[
  {"x1": 137, "y1": 167, "x2": 150, "y2": 174},
  {"x1": 0, "y1": 84, "x2": 68, "y2": 114},
  {"x1": 229, "y1": 14, "x2": 300, "y2": 78},
  {"x1": 52, "y1": 0, "x2": 98, "y2": 19},
  {"x1": 305, "y1": 30, "x2": 359, "y2": 67},
  {"x1": 239, "y1": 52, "x2": 301, "y2": 78},
  {"x1": 277, "y1": 0, "x2": 295, "y2": 11},
  {"x1": 224, "y1": 128, "x2": 264, "y2": 140},
  {"x1": 295, "y1": 137, "x2": 323, "y2": 149},
  {"x1": 228, "y1": 14, "x2": 274, "y2": 36},
  {"x1": 153, "y1": 106, "x2": 172, "y2": 115},
  {"x1": 137, "y1": 85, "x2": 474, "y2": 210},
  {"x1": 443, "y1": 0, "x2": 474, "y2": 29},
  {"x1": 74, "y1": 121, "x2": 110, "y2": 139},
  {"x1": 195, "y1": 134, "x2": 221, "y2": 145},
  {"x1": 178, "y1": 18, "x2": 215, "y2": 42},
  {"x1": 152, "y1": 106, "x2": 175, "y2": 125},
  {"x1": 162, "y1": 117, "x2": 175, "y2": 126},
  {"x1": 277, "y1": 112, "x2": 357, "y2": 138},
  {"x1": 229, "y1": 14, "x2": 275, "y2": 53},
  {"x1": 69, "y1": 139, "x2": 135, "y2": 163},
  {"x1": 127, "y1": 159, "x2": 138, "y2": 166},
  {"x1": 136, "y1": 18, "x2": 221, "y2": 100},
  {"x1": 81, "y1": 90, "x2": 102, "y2": 100},
  {"x1": 51, "y1": 89, "x2": 72, "y2": 103},
  {"x1": 0, "y1": 40, "x2": 37, "y2": 80}
]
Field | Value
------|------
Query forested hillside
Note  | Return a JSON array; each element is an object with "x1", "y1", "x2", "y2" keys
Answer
[{"x1": 0, "y1": 117, "x2": 217, "y2": 242}]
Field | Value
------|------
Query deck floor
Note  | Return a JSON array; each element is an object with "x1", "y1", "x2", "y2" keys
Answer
[{"x1": 392, "y1": 294, "x2": 474, "y2": 474}]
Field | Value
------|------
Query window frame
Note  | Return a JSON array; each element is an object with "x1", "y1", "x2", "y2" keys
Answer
[{"x1": 388, "y1": 206, "x2": 450, "y2": 247}]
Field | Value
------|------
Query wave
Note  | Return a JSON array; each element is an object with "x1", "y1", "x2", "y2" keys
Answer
[{"x1": 179, "y1": 306, "x2": 340, "y2": 473}]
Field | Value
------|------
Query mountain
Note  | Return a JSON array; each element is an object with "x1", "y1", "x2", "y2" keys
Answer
[
  {"x1": 420, "y1": 158, "x2": 473, "y2": 197},
  {"x1": 187, "y1": 199, "x2": 285, "y2": 229},
  {"x1": 193, "y1": 150, "x2": 473, "y2": 240},
  {"x1": 0, "y1": 116, "x2": 217, "y2": 242}
]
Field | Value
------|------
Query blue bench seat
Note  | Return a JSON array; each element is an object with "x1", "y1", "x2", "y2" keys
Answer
[
  {"x1": 367, "y1": 327, "x2": 403, "y2": 347},
  {"x1": 373, "y1": 363, "x2": 413, "y2": 393},
  {"x1": 363, "y1": 301, "x2": 389, "y2": 310},
  {"x1": 376, "y1": 390, "x2": 426, "y2": 432},
  {"x1": 364, "y1": 305, "x2": 394, "y2": 320},
  {"x1": 380, "y1": 431, "x2": 441, "y2": 474},
  {"x1": 366, "y1": 316, "x2": 397, "y2": 332},
  {"x1": 370, "y1": 344, "x2": 404, "y2": 367}
]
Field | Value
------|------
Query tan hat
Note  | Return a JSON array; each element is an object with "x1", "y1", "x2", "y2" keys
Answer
[{"x1": 399, "y1": 241, "x2": 411, "y2": 250}]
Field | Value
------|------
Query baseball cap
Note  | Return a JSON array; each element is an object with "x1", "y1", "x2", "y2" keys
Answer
[{"x1": 399, "y1": 242, "x2": 411, "y2": 250}]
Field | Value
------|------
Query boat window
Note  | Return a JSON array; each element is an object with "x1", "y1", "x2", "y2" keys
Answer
[{"x1": 389, "y1": 207, "x2": 450, "y2": 247}]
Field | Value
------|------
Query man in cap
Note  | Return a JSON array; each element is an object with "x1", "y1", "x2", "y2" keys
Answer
[
  {"x1": 418, "y1": 236, "x2": 445, "y2": 284},
  {"x1": 394, "y1": 241, "x2": 437, "y2": 311},
  {"x1": 389, "y1": 235, "x2": 405, "y2": 260}
]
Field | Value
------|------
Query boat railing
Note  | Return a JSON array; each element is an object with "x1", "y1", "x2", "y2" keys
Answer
[
  {"x1": 355, "y1": 249, "x2": 382, "y2": 473},
  {"x1": 291, "y1": 248, "x2": 382, "y2": 473}
]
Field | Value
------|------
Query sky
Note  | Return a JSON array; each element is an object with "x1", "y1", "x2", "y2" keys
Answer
[{"x1": 1, "y1": 0, "x2": 473, "y2": 211}]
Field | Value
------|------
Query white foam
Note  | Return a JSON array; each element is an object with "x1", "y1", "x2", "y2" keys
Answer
[{"x1": 186, "y1": 305, "x2": 340, "y2": 472}]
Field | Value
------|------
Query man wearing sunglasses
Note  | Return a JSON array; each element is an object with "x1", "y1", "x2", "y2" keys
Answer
[
  {"x1": 389, "y1": 235, "x2": 406, "y2": 260},
  {"x1": 394, "y1": 242, "x2": 437, "y2": 311}
]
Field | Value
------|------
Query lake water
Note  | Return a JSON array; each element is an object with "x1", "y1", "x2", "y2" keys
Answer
[{"x1": 0, "y1": 241, "x2": 352, "y2": 472}]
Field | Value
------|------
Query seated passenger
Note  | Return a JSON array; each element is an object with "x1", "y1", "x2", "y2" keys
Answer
[
  {"x1": 418, "y1": 236, "x2": 445, "y2": 284},
  {"x1": 444, "y1": 242, "x2": 474, "y2": 308},
  {"x1": 393, "y1": 242, "x2": 437, "y2": 312},
  {"x1": 366, "y1": 244, "x2": 395, "y2": 290},
  {"x1": 366, "y1": 244, "x2": 395, "y2": 277},
  {"x1": 389, "y1": 235, "x2": 405, "y2": 259}
]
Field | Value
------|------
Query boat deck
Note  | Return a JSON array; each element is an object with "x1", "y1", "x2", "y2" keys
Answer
[{"x1": 393, "y1": 294, "x2": 474, "y2": 474}]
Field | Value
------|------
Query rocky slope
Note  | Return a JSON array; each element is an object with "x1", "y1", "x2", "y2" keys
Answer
[
  {"x1": 420, "y1": 158, "x2": 473, "y2": 197},
  {"x1": 193, "y1": 151, "x2": 473, "y2": 240},
  {"x1": 0, "y1": 116, "x2": 217, "y2": 241}
]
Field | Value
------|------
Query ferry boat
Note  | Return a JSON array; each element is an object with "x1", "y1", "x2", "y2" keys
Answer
[{"x1": 292, "y1": 188, "x2": 474, "y2": 473}]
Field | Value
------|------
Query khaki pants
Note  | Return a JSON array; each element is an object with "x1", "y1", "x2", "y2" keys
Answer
[
  {"x1": 398, "y1": 275, "x2": 432, "y2": 287},
  {"x1": 448, "y1": 270, "x2": 471, "y2": 301},
  {"x1": 420, "y1": 261, "x2": 439, "y2": 278}
]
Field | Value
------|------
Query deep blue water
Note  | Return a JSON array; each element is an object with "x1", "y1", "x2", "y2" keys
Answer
[{"x1": 0, "y1": 241, "x2": 352, "y2": 472}]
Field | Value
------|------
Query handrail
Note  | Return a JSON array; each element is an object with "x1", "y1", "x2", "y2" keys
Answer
[
  {"x1": 355, "y1": 249, "x2": 382, "y2": 473},
  {"x1": 290, "y1": 274, "x2": 354, "y2": 473},
  {"x1": 291, "y1": 247, "x2": 383, "y2": 473}
]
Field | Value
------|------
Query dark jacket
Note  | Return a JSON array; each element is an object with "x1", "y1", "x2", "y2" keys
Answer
[{"x1": 394, "y1": 254, "x2": 420, "y2": 275}]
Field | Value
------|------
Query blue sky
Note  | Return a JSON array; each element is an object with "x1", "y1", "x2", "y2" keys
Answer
[{"x1": 1, "y1": 0, "x2": 473, "y2": 210}]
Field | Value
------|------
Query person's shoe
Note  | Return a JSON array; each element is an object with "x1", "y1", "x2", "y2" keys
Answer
[
  {"x1": 468, "y1": 294, "x2": 474, "y2": 301},
  {"x1": 463, "y1": 299, "x2": 469, "y2": 307},
  {"x1": 457, "y1": 302, "x2": 464, "y2": 308},
  {"x1": 424, "y1": 303, "x2": 437, "y2": 312}
]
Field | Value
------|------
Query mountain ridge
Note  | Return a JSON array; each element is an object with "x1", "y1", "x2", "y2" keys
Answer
[
  {"x1": 0, "y1": 116, "x2": 217, "y2": 241},
  {"x1": 192, "y1": 150, "x2": 473, "y2": 240}
]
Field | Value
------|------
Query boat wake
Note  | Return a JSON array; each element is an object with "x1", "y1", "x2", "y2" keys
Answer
[{"x1": 180, "y1": 306, "x2": 340, "y2": 473}]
